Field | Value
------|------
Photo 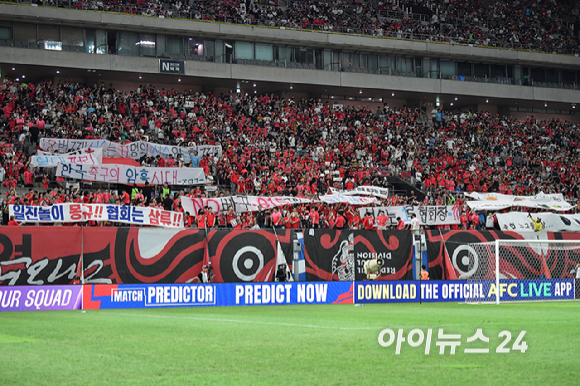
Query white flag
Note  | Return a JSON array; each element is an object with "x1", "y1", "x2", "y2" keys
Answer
[{"x1": 275, "y1": 241, "x2": 293, "y2": 282}]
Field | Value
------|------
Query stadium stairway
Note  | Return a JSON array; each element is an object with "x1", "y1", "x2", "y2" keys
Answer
[{"x1": 385, "y1": 176, "x2": 426, "y2": 201}]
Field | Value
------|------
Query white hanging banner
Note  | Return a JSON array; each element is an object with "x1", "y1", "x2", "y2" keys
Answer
[
  {"x1": 31, "y1": 148, "x2": 103, "y2": 168},
  {"x1": 330, "y1": 186, "x2": 389, "y2": 198},
  {"x1": 318, "y1": 194, "x2": 379, "y2": 205},
  {"x1": 10, "y1": 203, "x2": 184, "y2": 228},
  {"x1": 358, "y1": 205, "x2": 460, "y2": 225},
  {"x1": 496, "y1": 212, "x2": 580, "y2": 233},
  {"x1": 39, "y1": 138, "x2": 222, "y2": 162},
  {"x1": 180, "y1": 194, "x2": 378, "y2": 216},
  {"x1": 56, "y1": 163, "x2": 206, "y2": 185},
  {"x1": 181, "y1": 196, "x2": 313, "y2": 215},
  {"x1": 465, "y1": 192, "x2": 574, "y2": 212}
]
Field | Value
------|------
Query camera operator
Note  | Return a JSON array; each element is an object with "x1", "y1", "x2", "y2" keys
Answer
[
  {"x1": 275, "y1": 264, "x2": 291, "y2": 282},
  {"x1": 197, "y1": 265, "x2": 213, "y2": 283}
]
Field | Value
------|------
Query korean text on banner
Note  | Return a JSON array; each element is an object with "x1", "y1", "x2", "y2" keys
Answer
[
  {"x1": 56, "y1": 163, "x2": 206, "y2": 185},
  {"x1": 465, "y1": 192, "x2": 574, "y2": 212},
  {"x1": 39, "y1": 138, "x2": 222, "y2": 163},
  {"x1": 31, "y1": 148, "x2": 103, "y2": 168},
  {"x1": 497, "y1": 212, "x2": 580, "y2": 232},
  {"x1": 358, "y1": 206, "x2": 460, "y2": 226},
  {"x1": 10, "y1": 204, "x2": 184, "y2": 228}
]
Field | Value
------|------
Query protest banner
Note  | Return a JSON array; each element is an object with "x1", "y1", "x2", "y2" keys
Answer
[
  {"x1": 496, "y1": 212, "x2": 580, "y2": 233},
  {"x1": 56, "y1": 163, "x2": 206, "y2": 185},
  {"x1": 330, "y1": 186, "x2": 389, "y2": 199},
  {"x1": 358, "y1": 206, "x2": 460, "y2": 226},
  {"x1": 10, "y1": 203, "x2": 184, "y2": 228},
  {"x1": 465, "y1": 192, "x2": 574, "y2": 212},
  {"x1": 31, "y1": 148, "x2": 103, "y2": 168},
  {"x1": 39, "y1": 139, "x2": 221, "y2": 162}
]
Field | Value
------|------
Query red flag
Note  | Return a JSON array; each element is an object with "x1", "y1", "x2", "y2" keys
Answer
[{"x1": 443, "y1": 244, "x2": 458, "y2": 280}]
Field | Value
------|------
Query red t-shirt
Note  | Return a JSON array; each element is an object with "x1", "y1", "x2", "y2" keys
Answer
[
  {"x1": 310, "y1": 210, "x2": 319, "y2": 225},
  {"x1": 363, "y1": 216, "x2": 375, "y2": 230},
  {"x1": 206, "y1": 213, "x2": 216, "y2": 227},
  {"x1": 197, "y1": 214, "x2": 206, "y2": 228}
]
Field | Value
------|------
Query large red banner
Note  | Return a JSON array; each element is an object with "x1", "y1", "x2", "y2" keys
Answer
[
  {"x1": 0, "y1": 227, "x2": 82, "y2": 286},
  {"x1": 0, "y1": 227, "x2": 294, "y2": 285}
]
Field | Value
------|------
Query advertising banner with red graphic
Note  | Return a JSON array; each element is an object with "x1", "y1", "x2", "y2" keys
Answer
[
  {"x1": 0, "y1": 227, "x2": 292, "y2": 286},
  {"x1": 80, "y1": 228, "x2": 293, "y2": 284},
  {"x1": 0, "y1": 227, "x2": 83, "y2": 286},
  {"x1": 206, "y1": 229, "x2": 293, "y2": 283},
  {"x1": 302, "y1": 230, "x2": 413, "y2": 281}
]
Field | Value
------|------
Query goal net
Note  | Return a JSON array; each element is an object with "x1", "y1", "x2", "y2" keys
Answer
[{"x1": 457, "y1": 240, "x2": 580, "y2": 304}]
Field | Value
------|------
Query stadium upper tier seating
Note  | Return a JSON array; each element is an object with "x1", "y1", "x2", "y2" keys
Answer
[{"x1": 36, "y1": 0, "x2": 580, "y2": 55}]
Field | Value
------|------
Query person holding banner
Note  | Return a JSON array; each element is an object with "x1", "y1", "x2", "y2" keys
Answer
[
  {"x1": 528, "y1": 213, "x2": 543, "y2": 232},
  {"x1": 226, "y1": 206, "x2": 237, "y2": 228}
]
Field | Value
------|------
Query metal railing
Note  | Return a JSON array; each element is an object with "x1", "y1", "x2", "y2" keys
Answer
[{"x1": 2, "y1": 36, "x2": 579, "y2": 91}]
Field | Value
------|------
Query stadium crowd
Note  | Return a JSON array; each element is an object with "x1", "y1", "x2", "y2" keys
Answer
[
  {"x1": 38, "y1": 0, "x2": 580, "y2": 55},
  {"x1": 1, "y1": 76, "x2": 579, "y2": 228}
]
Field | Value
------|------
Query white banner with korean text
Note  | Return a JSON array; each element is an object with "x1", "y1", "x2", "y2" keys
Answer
[
  {"x1": 496, "y1": 212, "x2": 580, "y2": 233},
  {"x1": 330, "y1": 186, "x2": 389, "y2": 199},
  {"x1": 465, "y1": 192, "x2": 574, "y2": 212},
  {"x1": 10, "y1": 204, "x2": 184, "y2": 228},
  {"x1": 39, "y1": 138, "x2": 222, "y2": 162},
  {"x1": 358, "y1": 205, "x2": 460, "y2": 226},
  {"x1": 181, "y1": 196, "x2": 314, "y2": 215},
  {"x1": 56, "y1": 163, "x2": 206, "y2": 185},
  {"x1": 31, "y1": 148, "x2": 103, "y2": 168},
  {"x1": 318, "y1": 194, "x2": 379, "y2": 205}
]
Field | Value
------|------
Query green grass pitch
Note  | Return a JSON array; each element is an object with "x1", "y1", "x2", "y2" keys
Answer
[{"x1": 0, "y1": 302, "x2": 578, "y2": 385}]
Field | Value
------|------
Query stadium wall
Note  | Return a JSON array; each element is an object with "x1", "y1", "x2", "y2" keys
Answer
[{"x1": 0, "y1": 228, "x2": 579, "y2": 286}]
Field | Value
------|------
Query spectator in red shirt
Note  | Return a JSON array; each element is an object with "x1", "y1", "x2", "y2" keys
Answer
[
  {"x1": 271, "y1": 207, "x2": 283, "y2": 229},
  {"x1": 363, "y1": 213, "x2": 375, "y2": 230},
  {"x1": 334, "y1": 211, "x2": 346, "y2": 229},
  {"x1": 206, "y1": 207, "x2": 216, "y2": 228},
  {"x1": 7, "y1": 215, "x2": 20, "y2": 226},
  {"x1": 310, "y1": 207, "x2": 320, "y2": 229}
]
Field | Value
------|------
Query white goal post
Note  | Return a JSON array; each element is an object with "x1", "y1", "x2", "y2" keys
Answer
[{"x1": 461, "y1": 239, "x2": 580, "y2": 304}]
